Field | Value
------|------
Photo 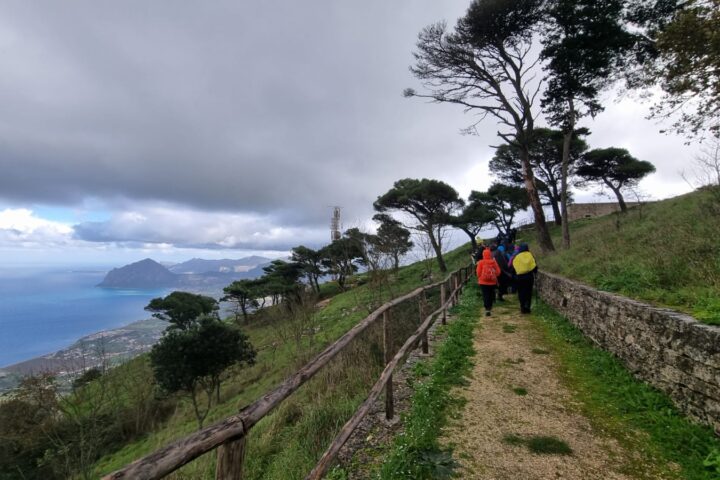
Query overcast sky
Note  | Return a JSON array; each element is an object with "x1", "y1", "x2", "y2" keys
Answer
[{"x1": 0, "y1": 0, "x2": 695, "y2": 267}]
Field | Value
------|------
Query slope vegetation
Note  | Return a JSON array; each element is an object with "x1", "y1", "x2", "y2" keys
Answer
[
  {"x1": 92, "y1": 246, "x2": 472, "y2": 479},
  {"x1": 535, "y1": 188, "x2": 720, "y2": 324}
]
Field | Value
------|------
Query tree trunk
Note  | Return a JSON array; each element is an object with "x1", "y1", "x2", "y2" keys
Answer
[
  {"x1": 426, "y1": 225, "x2": 447, "y2": 272},
  {"x1": 560, "y1": 99, "x2": 575, "y2": 249},
  {"x1": 519, "y1": 147, "x2": 555, "y2": 252},
  {"x1": 550, "y1": 197, "x2": 562, "y2": 226},
  {"x1": 462, "y1": 228, "x2": 478, "y2": 250},
  {"x1": 604, "y1": 180, "x2": 627, "y2": 212}
]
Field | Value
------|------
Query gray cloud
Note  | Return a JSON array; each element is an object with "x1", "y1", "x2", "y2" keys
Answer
[{"x1": 0, "y1": 0, "x2": 694, "y2": 254}]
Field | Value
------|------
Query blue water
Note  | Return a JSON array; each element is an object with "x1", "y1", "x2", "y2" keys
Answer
[{"x1": 0, "y1": 268, "x2": 170, "y2": 368}]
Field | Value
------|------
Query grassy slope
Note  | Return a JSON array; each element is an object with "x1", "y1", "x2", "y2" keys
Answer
[
  {"x1": 533, "y1": 188, "x2": 720, "y2": 324},
  {"x1": 93, "y1": 245, "x2": 472, "y2": 479}
]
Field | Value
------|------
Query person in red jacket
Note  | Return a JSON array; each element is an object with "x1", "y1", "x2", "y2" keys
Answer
[{"x1": 476, "y1": 248, "x2": 501, "y2": 317}]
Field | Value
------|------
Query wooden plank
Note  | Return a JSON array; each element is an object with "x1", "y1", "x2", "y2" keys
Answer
[
  {"x1": 420, "y1": 292, "x2": 428, "y2": 354},
  {"x1": 440, "y1": 283, "x2": 446, "y2": 325},
  {"x1": 383, "y1": 309, "x2": 394, "y2": 421}
]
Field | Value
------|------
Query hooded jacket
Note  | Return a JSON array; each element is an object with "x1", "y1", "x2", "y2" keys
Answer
[
  {"x1": 476, "y1": 248, "x2": 501, "y2": 286},
  {"x1": 493, "y1": 246, "x2": 511, "y2": 277}
]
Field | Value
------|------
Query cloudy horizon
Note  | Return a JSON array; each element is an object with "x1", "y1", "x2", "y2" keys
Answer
[{"x1": 0, "y1": 0, "x2": 697, "y2": 267}]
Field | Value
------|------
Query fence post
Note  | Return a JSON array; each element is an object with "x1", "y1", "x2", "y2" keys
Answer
[
  {"x1": 419, "y1": 292, "x2": 429, "y2": 355},
  {"x1": 453, "y1": 274, "x2": 459, "y2": 306},
  {"x1": 440, "y1": 282, "x2": 446, "y2": 325},
  {"x1": 216, "y1": 434, "x2": 246, "y2": 480},
  {"x1": 383, "y1": 309, "x2": 394, "y2": 421}
]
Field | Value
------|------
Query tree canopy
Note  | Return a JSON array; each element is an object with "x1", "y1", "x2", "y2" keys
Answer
[
  {"x1": 150, "y1": 318, "x2": 256, "y2": 428},
  {"x1": 450, "y1": 199, "x2": 496, "y2": 250},
  {"x1": 222, "y1": 279, "x2": 263, "y2": 325},
  {"x1": 471, "y1": 183, "x2": 530, "y2": 236},
  {"x1": 576, "y1": 147, "x2": 656, "y2": 211},
  {"x1": 490, "y1": 127, "x2": 588, "y2": 224},
  {"x1": 291, "y1": 245, "x2": 324, "y2": 293},
  {"x1": 372, "y1": 213, "x2": 413, "y2": 270},
  {"x1": 374, "y1": 178, "x2": 462, "y2": 272},
  {"x1": 145, "y1": 291, "x2": 219, "y2": 331},
  {"x1": 636, "y1": 0, "x2": 720, "y2": 137}
]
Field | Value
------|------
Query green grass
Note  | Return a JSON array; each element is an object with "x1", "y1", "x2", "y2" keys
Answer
[
  {"x1": 91, "y1": 245, "x2": 474, "y2": 479},
  {"x1": 511, "y1": 387, "x2": 528, "y2": 396},
  {"x1": 530, "y1": 348, "x2": 550, "y2": 355},
  {"x1": 534, "y1": 188, "x2": 720, "y2": 324},
  {"x1": 534, "y1": 301, "x2": 720, "y2": 479},
  {"x1": 376, "y1": 284, "x2": 480, "y2": 480},
  {"x1": 502, "y1": 323, "x2": 517, "y2": 333},
  {"x1": 502, "y1": 434, "x2": 573, "y2": 455}
]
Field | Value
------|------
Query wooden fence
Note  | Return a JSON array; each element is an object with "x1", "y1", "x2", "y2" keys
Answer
[{"x1": 103, "y1": 264, "x2": 474, "y2": 480}]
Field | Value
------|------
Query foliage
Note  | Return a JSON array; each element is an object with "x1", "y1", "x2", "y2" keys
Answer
[
  {"x1": 450, "y1": 198, "x2": 496, "y2": 249},
  {"x1": 377, "y1": 284, "x2": 478, "y2": 479},
  {"x1": 642, "y1": 0, "x2": 720, "y2": 137},
  {"x1": 534, "y1": 302, "x2": 720, "y2": 478},
  {"x1": 372, "y1": 213, "x2": 413, "y2": 270},
  {"x1": 541, "y1": 0, "x2": 635, "y2": 128},
  {"x1": 150, "y1": 318, "x2": 256, "y2": 428},
  {"x1": 576, "y1": 147, "x2": 656, "y2": 211},
  {"x1": 222, "y1": 279, "x2": 263, "y2": 325},
  {"x1": 291, "y1": 246, "x2": 325, "y2": 293},
  {"x1": 320, "y1": 234, "x2": 364, "y2": 291},
  {"x1": 72, "y1": 367, "x2": 103, "y2": 391},
  {"x1": 261, "y1": 260, "x2": 305, "y2": 305},
  {"x1": 145, "y1": 291, "x2": 219, "y2": 331},
  {"x1": 489, "y1": 128, "x2": 588, "y2": 224},
  {"x1": 374, "y1": 178, "x2": 463, "y2": 272},
  {"x1": 471, "y1": 183, "x2": 529, "y2": 236}
]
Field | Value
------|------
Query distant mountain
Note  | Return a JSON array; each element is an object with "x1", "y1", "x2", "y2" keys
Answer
[
  {"x1": 169, "y1": 256, "x2": 270, "y2": 274},
  {"x1": 98, "y1": 259, "x2": 178, "y2": 288},
  {"x1": 98, "y1": 256, "x2": 272, "y2": 289}
]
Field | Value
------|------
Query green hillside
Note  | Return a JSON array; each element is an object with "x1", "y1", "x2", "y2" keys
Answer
[
  {"x1": 535, "y1": 187, "x2": 720, "y2": 325},
  {"x1": 87, "y1": 245, "x2": 472, "y2": 479}
]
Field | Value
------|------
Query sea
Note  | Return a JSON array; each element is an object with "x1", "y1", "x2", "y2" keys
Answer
[{"x1": 0, "y1": 267, "x2": 170, "y2": 368}]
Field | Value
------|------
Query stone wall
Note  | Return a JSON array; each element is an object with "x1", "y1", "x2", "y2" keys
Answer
[
  {"x1": 536, "y1": 271, "x2": 720, "y2": 432},
  {"x1": 566, "y1": 202, "x2": 642, "y2": 222}
]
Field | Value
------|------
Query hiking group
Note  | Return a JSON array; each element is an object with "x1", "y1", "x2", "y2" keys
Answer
[{"x1": 473, "y1": 239, "x2": 538, "y2": 317}]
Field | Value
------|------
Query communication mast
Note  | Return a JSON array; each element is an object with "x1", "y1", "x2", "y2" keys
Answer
[{"x1": 330, "y1": 206, "x2": 342, "y2": 241}]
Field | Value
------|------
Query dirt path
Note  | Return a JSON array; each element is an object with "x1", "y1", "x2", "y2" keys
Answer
[{"x1": 442, "y1": 300, "x2": 663, "y2": 480}]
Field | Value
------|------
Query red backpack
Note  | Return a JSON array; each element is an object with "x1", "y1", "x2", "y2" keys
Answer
[{"x1": 479, "y1": 261, "x2": 497, "y2": 284}]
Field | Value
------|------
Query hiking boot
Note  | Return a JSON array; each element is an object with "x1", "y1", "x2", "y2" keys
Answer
[{"x1": 485, "y1": 310, "x2": 491, "y2": 317}]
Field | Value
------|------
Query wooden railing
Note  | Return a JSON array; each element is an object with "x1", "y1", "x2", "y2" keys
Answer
[{"x1": 103, "y1": 264, "x2": 474, "y2": 480}]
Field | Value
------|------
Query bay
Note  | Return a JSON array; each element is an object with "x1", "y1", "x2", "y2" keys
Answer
[{"x1": 0, "y1": 267, "x2": 170, "y2": 368}]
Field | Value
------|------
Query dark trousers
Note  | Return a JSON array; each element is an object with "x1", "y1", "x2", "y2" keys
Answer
[
  {"x1": 516, "y1": 273, "x2": 534, "y2": 313},
  {"x1": 498, "y1": 274, "x2": 510, "y2": 299},
  {"x1": 480, "y1": 285, "x2": 496, "y2": 311}
]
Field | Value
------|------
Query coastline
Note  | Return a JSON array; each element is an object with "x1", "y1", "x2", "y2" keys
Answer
[{"x1": 0, "y1": 317, "x2": 169, "y2": 394}]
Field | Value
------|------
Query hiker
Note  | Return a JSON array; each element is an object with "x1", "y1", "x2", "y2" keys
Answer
[
  {"x1": 476, "y1": 248, "x2": 501, "y2": 317},
  {"x1": 513, "y1": 242, "x2": 538, "y2": 314},
  {"x1": 493, "y1": 245, "x2": 512, "y2": 301}
]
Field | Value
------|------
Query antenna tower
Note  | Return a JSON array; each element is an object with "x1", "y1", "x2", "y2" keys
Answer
[{"x1": 330, "y1": 206, "x2": 341, "y2": 241}]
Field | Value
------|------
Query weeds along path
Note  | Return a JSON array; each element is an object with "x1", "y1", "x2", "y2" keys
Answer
[{"x1": 442, "y1": 295, "x2": 668, "y2": 480}]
